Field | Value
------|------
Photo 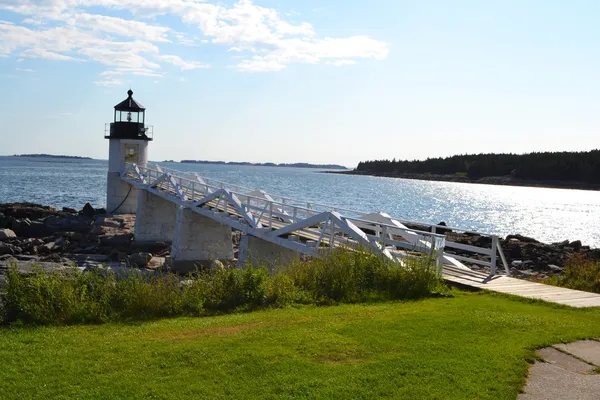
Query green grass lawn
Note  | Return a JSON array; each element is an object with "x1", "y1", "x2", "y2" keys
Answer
[{"x1": 1, "y1": 291, "x2": 599, "y2": 399}]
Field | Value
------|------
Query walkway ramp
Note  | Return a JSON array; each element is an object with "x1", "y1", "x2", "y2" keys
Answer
[
  {"x1": 121, "y1": 163, "x2": 600, "y2": 308},
  {"x1": 443, "y1": 266, "x2": 600, "y2": 308}
]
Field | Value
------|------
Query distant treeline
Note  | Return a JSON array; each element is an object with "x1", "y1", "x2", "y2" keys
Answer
[
  {"x1": 180, "y1": 160, "x2": 347, "y2": 169},
  {"x1": 356, "y1": 150, "x2": 600, "y2": 183},
  {"x1": 12, "y1": 154, "x2": 91, "y2": 160}
]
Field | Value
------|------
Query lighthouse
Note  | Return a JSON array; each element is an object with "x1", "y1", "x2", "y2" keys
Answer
[{"x1": 105, "y1": 89, "x2": 153, "y2": 214}]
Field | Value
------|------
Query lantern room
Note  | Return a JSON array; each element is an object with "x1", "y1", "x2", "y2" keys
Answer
[{"x1": 105, "y1": 89, "x2": 153, "y2": 141}]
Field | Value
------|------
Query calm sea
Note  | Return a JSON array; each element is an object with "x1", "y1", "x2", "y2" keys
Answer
[{"x1": 1, "y1": 156, "x2": 599, "y2": 247}]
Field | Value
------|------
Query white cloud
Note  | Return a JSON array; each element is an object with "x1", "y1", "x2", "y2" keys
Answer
[
  {"x1": 327, "y1": 60, "x2": 357, "y2": 67},
  {"x1": 233, "y1": 56, "x2": 285, "y2": 72},
  {"x1": 16, "y1": 67, "x2": 35, "y2": 72},
  {"x1": 100, "y1": 67, "x2": 164, "y2": 77},
  {"x1": 21, "y1": 48, "x2": 85, "y2": 61},
  {"x1": 93, "y1": 77, "x2": 122, "y2": 86},
  {"x1": 0, "y1": 0, "x2": 389, "y2": 75},
  {"x1": 70, "y1": 13, "x2": 171, "y2": 42},
  {"x1": 22, "y1": 18, "x2": 43, "y2": 25},
  {"x1": 156, "y1": 54, "x2": 209, "y2": 70}
]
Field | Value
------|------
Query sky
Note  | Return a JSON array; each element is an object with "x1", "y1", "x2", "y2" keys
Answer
[{"x1": 1, "y1": 0, "x2": 599, "y2": 168}]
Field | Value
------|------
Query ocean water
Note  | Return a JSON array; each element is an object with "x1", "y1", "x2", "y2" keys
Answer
[{"x1": 1, "y1": 156, "x2": 600, "y2": 247}]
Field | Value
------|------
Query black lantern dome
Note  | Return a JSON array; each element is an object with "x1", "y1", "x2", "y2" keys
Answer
[{"x1": 105, "y1": 89, "x2": 153, "y2": 141}]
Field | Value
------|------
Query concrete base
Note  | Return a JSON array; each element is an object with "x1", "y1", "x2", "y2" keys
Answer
[
  {"x1": 246, "y1": 236, "x2": 300, "y2": 271},
  {"x1": 170, "y1": 208, "x2": 233, "y2": 272},
  {"x1": 133, "y1": 191, "x2": 179, "y2": 242},
  {"x1": 107, "y1": 173, "x2": 139, "y2": 214}
]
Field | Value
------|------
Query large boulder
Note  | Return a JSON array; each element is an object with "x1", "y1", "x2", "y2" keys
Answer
[
  {"x1": 100, "y1": 233, "x2": 133, "y2": 247},
  {"x1": 129, "y1": 252, "x2": 152, "y2": 267},
  {"x1": 0, "y1": 228, "x2": 16, "y2": 240},
  {"x1": 42, "y1": 215, "x2": 93, "y2": 234},
  {"x1": 0, "y1": 242, "x2": 21, "y2": 256},
  {"x1": 80, "y1": 203, "x2": 96, "y2": 217}
]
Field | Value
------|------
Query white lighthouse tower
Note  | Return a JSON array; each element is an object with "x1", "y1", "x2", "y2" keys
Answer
[{"x1": 105, "y1": 89, "x2": 152, "y2": 214}]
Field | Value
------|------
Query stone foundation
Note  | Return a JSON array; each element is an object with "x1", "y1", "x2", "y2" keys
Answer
[
  {"x1": 170, "y1": 208, "x2": 233, "y2": 272},
  {"x1": 246, "y1": 236, "x2": 300, "y2": 271},
  {"x1": 106, "y1": 173, "x2": 139, "y2": 214},
  {"x1": 133, "y1": 191, "x2": 178, "y2": 242}
]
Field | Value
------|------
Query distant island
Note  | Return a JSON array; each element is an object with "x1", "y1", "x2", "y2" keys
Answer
[
  {"x1": 12, "y1": 154, "x2": 92, "y2": 160},
  {"x1": 179, "y1": 160, "x2": 348, "y2": 170},
  {"x1": 333, "y1": 150, "x2": 600, "y2": 190}
]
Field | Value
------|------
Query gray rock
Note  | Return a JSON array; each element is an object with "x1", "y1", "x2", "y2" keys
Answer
[
  {"x1": 0, "y1": 242, "x2": 21, "y2": 255},
  {"x1": 210, "y1": 260, "x2": 225, "y2": 271},
  {"x1": 43, "y1": 215, "x2": 93, "y2": 234},
  {"x1": 100, "y1": 233, "x2": 133, "y2": 246},
  {"x1": 0, "y1": 228, "x2": 16, "y2": 240},
  {"x1": 511, "y1": 260, "x2": 523, "y2": 268},
  {"x1": 129, "y1": 252, "x2": 153, "y2": 267},
  {"x1": 518, "y1": 270, "x2": 535, "y2": 278},
  {"x1": 81, "y1": 203, "x2": 95, "y2": 217},
  {"x1": 548, "y1": 264, "x2": 563, "y2": 272},
  {"x1": 506, "y1": 234, "x2": 539, "y2": 243}
]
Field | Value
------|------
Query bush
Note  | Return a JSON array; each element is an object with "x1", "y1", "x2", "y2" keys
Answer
[
  {"x1": 545, "y1": 254, "x2": 600, "y2": 294},
  {"x1": 0, "y1": 249, "x2": 445, "y2": 326}
]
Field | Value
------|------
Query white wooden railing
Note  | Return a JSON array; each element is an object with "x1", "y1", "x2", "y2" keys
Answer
[{"x1": 122, "y1": 163, "x2": 509, "y2": 275}]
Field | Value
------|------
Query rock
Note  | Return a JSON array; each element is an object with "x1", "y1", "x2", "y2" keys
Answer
[
  {"x1": 101, "y1": 219, "x2": 121, "y2": 228},
  {"x1": 0, "y1": 228, "x2": 16, "y2": 240},
  {"x1": 0, "y1": 203, "x2": 66, "y2": 220},
  {"x1": 95, "y1": 208, "x2": 107, "y2": 215},
  {"x1": 62, "y1": 207, "x2": 77, "y2": 213},
  {"x1": 518, "y1": 269, "x2": 535, "y2": 278},
  {"x1": 131, "y1": 241, "x2": 168, "y2": 254},
  {"x1": 43, "y1": 215, "x2": 93, "y2": 234},
  {"x1": 548, "y1": 264, "x2": 563, "y2": 272},
  {"x1": 505, "y1": 234, "x2": 539, "y2": 243},
  {"x1": 0, "y1": 242, "x2": 21, "y2": 255},
  {"x1": 100, "y1": 233, "x2": 133, "y2": 246},
  {"x1": 129, "y1": 252, "x2": 152, "y2": 267},
  {"x1": 43, "y1": 242, "x2": 56, "y2": 252},
  {"x1": 210, "y1": 260, "x2": 225, "y2": 271},
  {"x1": 12, "y1": 254, "x2": 40, "y2": 262},
  {"x1": 232, "y1": 231, "x2": 242, "y2": 246},
  {"x1": 511, "y1": 260, "x2": 523, "y2": 268},
  {"x1": 81, "y1": 203, "x2": 96, "y2": 217},
  {"x1": 434, "y1": 221, "x2": 452, "y2": 235},
  {"x1": 570, "y1": 240, "x2": 582, "y2": 251}
]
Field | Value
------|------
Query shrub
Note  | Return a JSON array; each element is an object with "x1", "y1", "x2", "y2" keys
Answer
[
  {"x1": 0, "y1": 249, "x2": 445, "y2": 326},
  {"x1": 545, "y1": 254, "x2": 600, "y2": 294}
]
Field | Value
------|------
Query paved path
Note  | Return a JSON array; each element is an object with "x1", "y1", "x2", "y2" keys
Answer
[
  {"x1": 443, "y1": 266, "x2": 600, "y2": 308},
  {"x1": 519, "y1": 340, "x2": 600, "y2": 399}
]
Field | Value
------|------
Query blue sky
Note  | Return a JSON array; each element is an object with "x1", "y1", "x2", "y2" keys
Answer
[{"x1": 1, "y1": 0, "x2": 599, "y2": 167}]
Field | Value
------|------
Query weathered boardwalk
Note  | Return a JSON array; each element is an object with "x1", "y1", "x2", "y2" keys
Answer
[{"x1": 443, "y1": 266, "x2": 600, "y2": 308}]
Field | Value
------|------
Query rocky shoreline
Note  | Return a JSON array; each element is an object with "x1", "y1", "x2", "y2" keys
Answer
[
  {"x1": 0, "y1": 203, "x2": 596, "y2": 289},
  {"x1": 326, "y1": 170, "x2": 600, "y2": 191}
]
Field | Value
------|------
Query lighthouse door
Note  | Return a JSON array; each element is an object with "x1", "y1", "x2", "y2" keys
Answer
[{"x1": 124, "y1": 144, "x2": 139, "y2": 164}]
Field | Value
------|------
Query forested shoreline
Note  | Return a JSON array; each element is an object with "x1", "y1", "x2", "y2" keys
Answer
[{"x1": 352, "y1": 150, "x2": 600, "y2": 187}]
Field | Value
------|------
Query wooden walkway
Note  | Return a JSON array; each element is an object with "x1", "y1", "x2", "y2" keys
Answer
[
  {"x1": 443, "y1": 266, "x2": 600, "y2": 308},
  {"x1": 126, "y1": 166, "x2": 600, "y2": 309}
]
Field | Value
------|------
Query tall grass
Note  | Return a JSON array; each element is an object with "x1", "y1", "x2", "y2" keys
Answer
[
  {"x1": 545, "y1": 254, "x2": 600, "y2": 294},
  {"x1": 0, "y1": 249, "x2": 445, "y2": 326}
]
